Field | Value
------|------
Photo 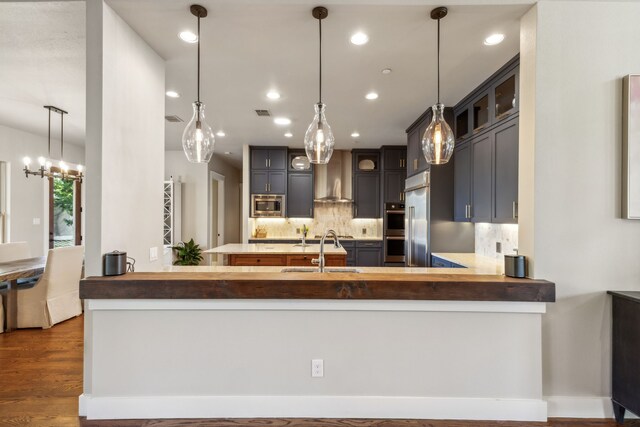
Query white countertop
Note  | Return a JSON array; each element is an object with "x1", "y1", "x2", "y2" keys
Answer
[
  {"x1": 248, "y1": 237, "x2": 383, "y2": 241},
  {"x1": 204, "y1": 243, "x2": 347, "y2": 255},
  {"x1": 431, "y1": 252, "x2": 504, "y2": 275}
]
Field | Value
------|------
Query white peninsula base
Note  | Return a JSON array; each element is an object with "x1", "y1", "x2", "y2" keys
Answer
[{"x1": 81, "y1": 299, "x2": 547, "y2": 421}]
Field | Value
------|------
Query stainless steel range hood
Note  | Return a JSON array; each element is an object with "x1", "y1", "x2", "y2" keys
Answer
[{"x1": 314, "y1": 150, "x2": 353, "y2": 203}]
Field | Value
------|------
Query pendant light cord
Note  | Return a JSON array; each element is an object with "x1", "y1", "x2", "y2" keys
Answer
[
  {"x1": 437, "y1": 17, "x2": 440, "y2": 104},
  {"x1": 318, "y1": 16, "x2": 322, "y2": 104},
  {"x1": 60, "y1": 112, "x2": 64, "y2": 160},
  {"x1": 197, "y1": 15, "x2": 201, "y2": 104},
  {"x1": 47, "y1": 108, "x2": 51, "y2": 158}
]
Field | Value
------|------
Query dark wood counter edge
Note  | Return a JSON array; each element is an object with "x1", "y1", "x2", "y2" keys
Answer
[
  {"x1": 608, "y1": 291, "x2": 640, "y2": 303},
  {"x1": 80, "y1": 272, "x2": 555, "y2": 303}
]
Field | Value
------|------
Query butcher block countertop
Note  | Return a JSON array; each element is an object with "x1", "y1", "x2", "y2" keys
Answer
[
  {"x1": 80, "y1": 266, "x2": 555, "y2": 302},
  {"x1": 204, "y1": 243, "x2": 347, "y2": 255}
]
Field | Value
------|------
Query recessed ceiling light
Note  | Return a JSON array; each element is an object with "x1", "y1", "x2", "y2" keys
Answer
[
  {"x1": 365, "y1": 92, "x2": 379, "y2": 100},
  {"x1": 266, "y1": 91, "x2": 281, "y2": 100},
  {"x1": 284, "y1": 132, "x2": 293, "y2": 138},
  {"x1": 350, "y1": 32, "x2": 369, "y2": 46},
  {"x1": 165, "y1": 90, "x2": 180, "y2": 98},
  {"x1": 274, "y1": 117, "x2": 291, "y2": 125},
  {"x1": 216, "y1": 131, "x2": 226, "y2": 137},
  {"x1": 224, "y1": 151, "x2": 232, "y2": 155},
  {"x1": 484, "y1": 33, "x2": 505, "y2": 46},
  {"x1": 351, "y1": 132, "x2": 360, "y2": 138},
  {"x1": 179, "y1": 31, "x2": 198, "y2": 43},
  {"x1": 381, "y1": 68, "x2": 392, "y2": 75}
]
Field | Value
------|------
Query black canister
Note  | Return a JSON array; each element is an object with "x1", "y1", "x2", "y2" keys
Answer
[
  {"x1": 103, "y1": 251, "x2": 127, "y2": 276},
  {"x1": 504, "y1": 254, "x2": 526, "y2": 278}
]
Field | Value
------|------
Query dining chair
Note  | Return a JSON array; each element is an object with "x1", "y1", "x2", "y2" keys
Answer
[
  {"x1": 17, "y1": 246, "x2": 84, "y2": 329},
  {"x1": 0, "y1": 242, "x2": 32, "y2": 333}
]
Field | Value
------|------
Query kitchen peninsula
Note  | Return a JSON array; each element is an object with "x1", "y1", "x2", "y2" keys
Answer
[
  {"x1": 205, "y1": 243, "x2": 347, "y2": 266},
  {"x1": 79, "y1": 268, "x2": 554, "y2": 421}
]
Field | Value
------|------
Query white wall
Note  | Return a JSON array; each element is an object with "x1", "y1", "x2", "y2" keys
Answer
[
  {"x1": 520, "y1": 1, "x2": 640, "y2": 415},
  {"x1": 0, "y1": 124, "x2": 84, "y2": 256},
  {"x1": 209, "y1": 153, "x2": 242, "y2": 244},
  {"x1": 164, "y1": 150, "x2": 209, "y2": 248},
  {"x1": 85, "y1": 0, "x2": 164, "y2": 275}
]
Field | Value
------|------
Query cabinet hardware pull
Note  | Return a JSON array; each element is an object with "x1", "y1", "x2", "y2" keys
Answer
[
  {"x1": 265, "y1": 183, "x2": 268, "y2": 192},
  {"x1": 355, "y1": 206, "x2": 358, "y2": 217},
  {"x1": 268, "y1": 158, "x2": 271, "y2": 168},
  {"x1": 309, "y1": 208, "x2": 312, "y2": 216},
  {"x1": 513, "y1": 201, "x2": 518, "y2": 219},
  {"x1": 465, "y1": 205, "x2": 468, "y2": 219},
  {"x1": 265, "y1": 158, "x2": 268, "y2": 168}
]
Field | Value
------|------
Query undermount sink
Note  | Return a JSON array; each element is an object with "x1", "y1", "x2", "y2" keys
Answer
[
  {"x1": 292, "y1": 243, "x2": 312, "y2": 247},
  {"x1": 281, "y1": 267, "x2": 363, "y2": 273}
]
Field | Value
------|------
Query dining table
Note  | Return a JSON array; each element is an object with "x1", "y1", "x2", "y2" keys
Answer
[{"x1": 0, "y1": 256, "x2": 46, "y2": 332}]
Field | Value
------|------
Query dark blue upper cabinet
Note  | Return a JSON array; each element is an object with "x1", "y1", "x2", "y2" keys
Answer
[
  {"x1": 250, "y1": 171, "x2": 270, "y2": 194},
  {"x1": 493, "y1": 120, "x2": 519, "y2": 224},
  {"x1": 287, "y1": 173, "x2": 314, "y2": 218},
  {"x1": 383, "y1": 147, "x2": 407, "y2": 171},
  {"x1": 453, "y1": 142, "x2": 472, "y2": 222},
  {"x1": 384, "y1": 171, "x2": 405, "y2": 204},
  {"x1": 352, "y1": 150, "x2": 381, "y2": 219},
  {"x1": 251, "y1": 147, "x2": 286, "y2": 170},
  {"x1": 471, "y1": 133, "x2": 492, "y2": 223},
  {"x1": 268, "y1": 171, "x2": 286, "y2": 194}
]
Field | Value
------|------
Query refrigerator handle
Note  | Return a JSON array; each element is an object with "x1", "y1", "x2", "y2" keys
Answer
[{"x1": 407, "y1": 206, "x2": 415, "y2": 267}]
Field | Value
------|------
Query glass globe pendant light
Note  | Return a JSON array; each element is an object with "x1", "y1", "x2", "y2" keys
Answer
[
  {"x1": 304, "y1": 6, "x2": 335, "y2": 165},
  {"x1": 182, "y1": 5, "x2": 215, "y2": 163},
  {"x1": 422, "y1": 7, "x2": 455, "y2": 165}
]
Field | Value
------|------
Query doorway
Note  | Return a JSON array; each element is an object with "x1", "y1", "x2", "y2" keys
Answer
[
  {"x1": 209, "y1": 171, "x2": 225, "y2": 263},
  {"x1": 48, "y1": 176, "x2": 82, "y2": 248},
  {"x1": 0, "y1": 161, "x2": 7, "y2": 244}
]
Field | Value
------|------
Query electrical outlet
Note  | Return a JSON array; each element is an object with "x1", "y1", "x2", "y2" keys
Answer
[
  {"x1": 149, "y1": 246, "x2": 158, "y2": 261},
  {"x1": 496, "y1": 242, "x2": 502, "y2": 254},
  {"x1": 296, "y1": 228, "x2": 301, "y2": 234},
  {"x1": 311, "y1": 359, "x2": 324, "y2": 378},
  {"x1": 362, "y1": 228, "x2": 367, "y2": 235}
]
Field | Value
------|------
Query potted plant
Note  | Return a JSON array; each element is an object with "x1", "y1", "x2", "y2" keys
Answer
[{"x1": 171, "y1": 238, "x2": 204, "y2": 266}]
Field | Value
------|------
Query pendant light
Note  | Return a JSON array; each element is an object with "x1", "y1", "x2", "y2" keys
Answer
[
  {"x1": 23, "y1": 106, "x2": 83, "y2": 182},
  {"x1": 304, "y1": 6, "x2": 335, "y2": 165},
  {"x1": 421, "y1": 7, "x2": 455, "y2": 165},
  {"x1": 182, "y1": 4, "x2": 215, "y2": 164}
]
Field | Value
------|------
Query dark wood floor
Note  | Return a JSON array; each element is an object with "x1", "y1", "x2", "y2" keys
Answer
[{"x1": 1, "y1": 315, "x2": 637, "y2": 427}]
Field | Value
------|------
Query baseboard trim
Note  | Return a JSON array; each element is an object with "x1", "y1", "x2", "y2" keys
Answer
[
  {"x1": 80, "y1": 394, "x2": 547, "y2": 421},
  {"x1": 545, "y1": 396, "x2": 637, "y2": 419}
]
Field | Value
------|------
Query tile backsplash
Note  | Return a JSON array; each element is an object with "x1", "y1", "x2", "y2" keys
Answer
[
  {"x1": 249, "y1": 203, "x2": 382, "y2": 239},
  {"x1": 475, "y1": 223, "x2": 519, "y2": 259}
]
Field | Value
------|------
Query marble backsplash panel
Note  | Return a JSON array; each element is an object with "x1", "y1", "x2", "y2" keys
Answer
[
  {"x1": 475, "y1": 223, "x2": 519, "y2": 259},
  {"x1": 249, "y1": 203, "x2": 382, "y2": 239}
]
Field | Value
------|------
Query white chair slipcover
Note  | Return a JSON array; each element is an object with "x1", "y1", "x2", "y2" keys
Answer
[{"x1": 17, "y1": 246, "x2": 84, "y2": 329}]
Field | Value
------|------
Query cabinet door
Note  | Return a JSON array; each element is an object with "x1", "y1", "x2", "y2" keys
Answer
[
  {"x1": 287, "y1": 173, "x2": 314, "y2": 218},
  {"x1": 353, "y1": 151, "x2": 380, "y2": 173},
  {"x1": 384, "y1": 149, "x2": 405, "y2": 171},
  {"x1": 356, "y1": 247, "x2": 382, "y2": 267},
  {"x1": 453, "y1": 143, "x2": 472, "y2": 222},
  {"x1": 251, "y1": 149, "x2": 270, "y2": 170},
  {"x1": 384, "y1": 171, "x2": 405, "y2": 203},
  {"x1": 353, "y1": 173, "x2": 380, "y2": 218},
  {"x1": 416, "y1": 116, "x2": 431, "y2": 174},
  {"x1": 407, "y1": 127, "x2": 421, "y2": 176},
  {"x1": 268, "y1": 171, "x2": 286, "y2": 194},
  {"x1": 471, "y1": 133, "x2": 492, "y2": 223},
  {"x1": 493, "y1": 120, "x2": 519, "y2": 223},
  {"x1": 268, "y1": 148, "x2": 287, "y2": 170},
  {"x1": 250, "y1": 171, "x2": 269, "y2": 194}
]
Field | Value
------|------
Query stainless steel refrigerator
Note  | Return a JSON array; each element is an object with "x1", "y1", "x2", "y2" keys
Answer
[{"x1": 404, "y1": 171, "x2": 430, "y2": 267}]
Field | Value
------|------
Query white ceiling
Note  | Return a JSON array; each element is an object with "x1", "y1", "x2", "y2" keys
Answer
[
  {"x1": 0, "y1": 1, "x2": 528, "y2": 165},
  {"x1": 0, "y1": 1, "x2": 86, "y2": 147}
]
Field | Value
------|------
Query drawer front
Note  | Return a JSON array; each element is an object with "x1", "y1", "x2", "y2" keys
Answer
[
  {"x1": 287, "y1": 255, "x2": 317, "y2": 266},
  {"x1": 356, "y1": 240, "x2": 383, "y2": 248},
  {"x1": 325, "y1": 254, "x2": 347, "y2": 267},
  {"x1": 229, "y1": 254, "x2": 287, "y2": 266}
]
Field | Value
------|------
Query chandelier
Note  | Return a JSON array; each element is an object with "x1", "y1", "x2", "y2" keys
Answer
[{"x1": 23, "y1": 106, "x2": 84, "y2": 182}]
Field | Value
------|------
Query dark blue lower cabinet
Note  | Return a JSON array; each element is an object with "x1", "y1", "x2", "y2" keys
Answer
[
  {"x1": 341, "y1": 241, "x2": 356, "y2": 266},
  {"x1": 355, "y1": 241, "x2": 382, "y2": 267},
  {"x1": 431, "y1": 255, "x2": 467, "y2": 268}
]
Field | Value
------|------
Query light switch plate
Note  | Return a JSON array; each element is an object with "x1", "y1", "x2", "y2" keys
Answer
[
  {"x1": 32, "y1": 218, "x2": 40, "y2": 225},
  {"x1": 149, "y1": 246, "x2": 158, "y2": 261}
]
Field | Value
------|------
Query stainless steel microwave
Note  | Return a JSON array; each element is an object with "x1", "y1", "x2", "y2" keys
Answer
[{"x1": 251, "y1": 194, "x2": 285, "y2": 217}]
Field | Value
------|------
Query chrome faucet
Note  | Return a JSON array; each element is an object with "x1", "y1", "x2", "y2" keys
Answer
[{"x1": 312, "y1": 229, "x2": 342, "y2": 272}]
